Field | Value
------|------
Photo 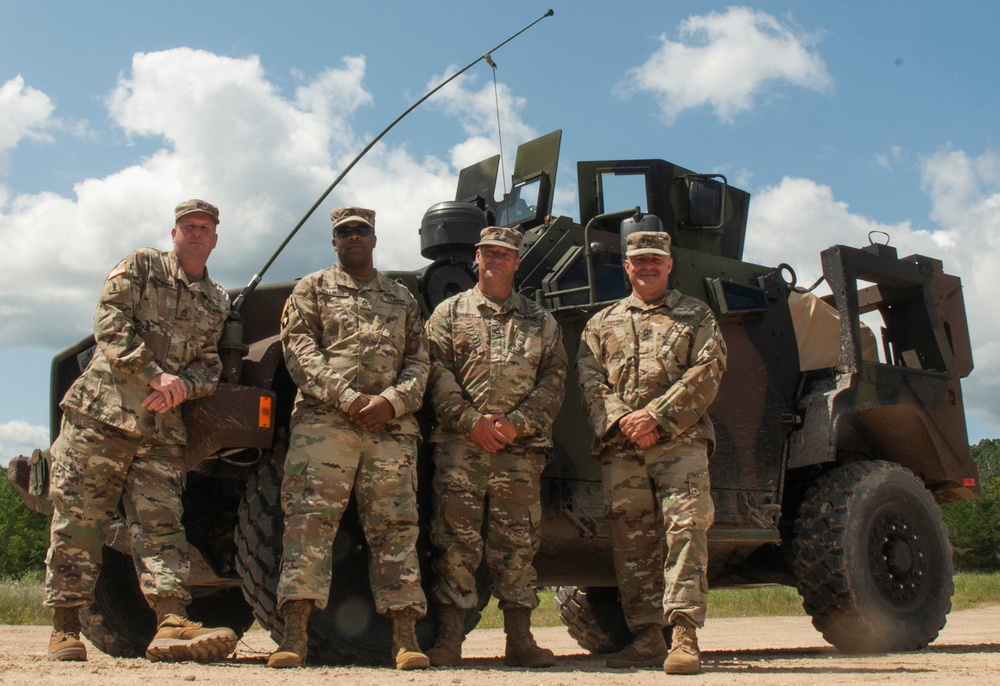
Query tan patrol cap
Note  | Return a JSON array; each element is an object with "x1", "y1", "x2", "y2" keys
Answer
[
  {"x1": 330, "y1": 206, "x2": 375, "y2": 232},
  {"x1": 175, "y1": 199, "x2": 220, "y2": 224},
  {"x1": 476, "y1": 226, "x2": 522, "y2": 250},
  {"x1": 625, "y1": 231, "x2": 671, "y2": 257}
]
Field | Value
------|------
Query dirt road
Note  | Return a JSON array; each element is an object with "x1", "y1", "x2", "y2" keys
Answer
[{"x1": 3, "y1": 606, "x2": 1000, "y2": 685}]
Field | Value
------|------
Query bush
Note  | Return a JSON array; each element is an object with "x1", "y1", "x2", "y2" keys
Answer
[
  {"x1": 942, "y1": 439, "x2": 1000, "y2": 572},
  {"x1": 0, "y1": 477, "x2": 50, "y2": 578}
]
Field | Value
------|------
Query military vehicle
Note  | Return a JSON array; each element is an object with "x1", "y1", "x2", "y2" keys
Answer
[{"x1": 9, "y1": 127, "x2": 978, "y2": 663}]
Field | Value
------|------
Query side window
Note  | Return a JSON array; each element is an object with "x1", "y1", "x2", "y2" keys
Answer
[{"x1": 599, "y1": 173, "x2": 647, "y2": 215}]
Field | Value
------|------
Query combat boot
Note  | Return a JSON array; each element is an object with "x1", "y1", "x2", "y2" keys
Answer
[
  {"x1": 48, "y1": 606, "x2": 87, "y2": 661},
  {"x1": 389, "y1": 607, "x2": 430, "y2": 670},
  {"x1": 502, "y1": 606, "x2": 555, "y2": 668},
  {"x1": 426, "y1": 603, "x2": 465, "y2": 667},
  {"x1": 663, "y1": 620, "x2": 701, "y2": 675},
  {"x1": 267, "y1": 600, "x2": 313, "y2": 668},
  {"x1": 605, "y1": 624, "x2": 668, "y2": 668},
  {"x1": 145, "y1": 597, "x2": 238, "y2": 663}
]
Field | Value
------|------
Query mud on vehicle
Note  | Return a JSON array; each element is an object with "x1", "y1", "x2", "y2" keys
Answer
[{"x1": 9, "y1": 129, "x2": 978, "y2": 662}]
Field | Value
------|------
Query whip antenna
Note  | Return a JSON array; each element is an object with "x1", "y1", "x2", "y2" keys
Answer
[{"x1": 229, "y1": 9, "x2": 554, "y2": 319}]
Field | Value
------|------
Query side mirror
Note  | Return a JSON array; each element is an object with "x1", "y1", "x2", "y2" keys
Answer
[{"x1": 682, "y1": 174, "x2": 727, "y2": 230}]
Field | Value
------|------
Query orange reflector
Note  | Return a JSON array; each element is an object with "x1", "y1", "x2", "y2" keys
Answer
[
  {"x1": 259, "y1": 395, "x2": 273, "y2": 428},
  {"x1": 963, "y1": 477, "x2": 977, "y2": 488}
]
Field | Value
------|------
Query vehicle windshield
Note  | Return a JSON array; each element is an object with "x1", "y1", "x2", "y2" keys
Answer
[{"x1": 496, "y1": 176, "x2": 542, "y2": 227}]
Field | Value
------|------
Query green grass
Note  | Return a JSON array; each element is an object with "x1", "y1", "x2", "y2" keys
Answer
[
  {"x1": 0, "y1": 573, "x2": 48, "y2": 626},
  {"x1": 952, "y1": 571, "x2": 1000, "y2": 611},
  {"x1": 481, "y1": 572, "x2": 1000, "y2": 628},
  {"x1": 5, "y1": 572, "x2": 1000, "y2": 627}
]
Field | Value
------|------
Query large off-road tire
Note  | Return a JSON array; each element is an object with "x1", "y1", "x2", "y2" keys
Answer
[
  {"x1": 555, "y1": 586, "x2": 635, "y2": 654},
  {"x1": 81, "y1": 545, "x2": 254, "y2": 658},
  {"x1": 792, "y1": 460, "x2": 953, "y2": 653},
  {"x1": 235, "y1": 429, "x2": 491, "y2": 665}
]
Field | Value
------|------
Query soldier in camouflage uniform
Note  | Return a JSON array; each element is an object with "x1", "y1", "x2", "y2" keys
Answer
[
  {"x1": 425, "y1": 226, "x2": 567, "y2": 668},
  {"x1": 268, "y1": 206, "x2": 431, "y2": 670},
  {"x1": 44, "y1": 199, "x2": 237, "y2": 663},
  {"x1": 577, "y1": 230, "x2": 726, "y2": 675}
]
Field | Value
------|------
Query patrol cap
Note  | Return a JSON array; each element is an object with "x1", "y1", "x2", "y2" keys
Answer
[
  {"x1": 175, "y1": 199, "x2": 220, "y2": 224},
  {"x1": 625, "y1": 231, "x2": 671, "y2": 257},
  {"x1": 330, "y1": 206, "x2": 375, "y2": 232},
  {"x1": 476, "y1": 226, "x2": 522, "y2": 251}
]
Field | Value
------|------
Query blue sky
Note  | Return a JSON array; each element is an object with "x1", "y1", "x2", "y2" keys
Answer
[{"x1": 2, "y1": 1, "x2": 999, "y2": 463}]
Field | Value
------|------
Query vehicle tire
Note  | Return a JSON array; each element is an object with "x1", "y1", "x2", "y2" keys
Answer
[
  {"x1": 81, "y1": 545, "x2": 255, "y2": 658},
  {"x1": 235, "y1": 429, "x2": 491, "y2": 665},
  {"x1": 792, "y1": 460, "x2": 953, "y2": 653},
  {"x1": 80, "y1": 546, "x2": 156, "y2": 657},
  {"x1": 555, "y1": 586, "x2": 634, "y2": 654}
]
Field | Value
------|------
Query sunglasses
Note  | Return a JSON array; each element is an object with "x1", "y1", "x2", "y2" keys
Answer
[{"x1": 335, "y1": 225, "x2": 373, "y2": 238}]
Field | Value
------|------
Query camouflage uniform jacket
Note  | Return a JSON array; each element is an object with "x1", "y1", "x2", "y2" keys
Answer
[
  {"x1": 577, "y1": 290, "x2": 726, "y2": 450},
  {"x1": 60, "y1": 248, "x2": 230, "y2": 445},
  {"x1": 428, "y1": 285, "x2": 567, "y2": 447},
  {"x1": 281, "y1": 262, "x2": 429, "y2": 438}
]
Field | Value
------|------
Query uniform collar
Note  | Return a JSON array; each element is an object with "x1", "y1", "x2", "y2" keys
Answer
[
  {"x1": 333, "y1": 261, "x2": 382, "y2": 291},
  {"x1": 167, "y1": 250, "x2": 213, "y2": 289},
  {"x1": 472, "y1": 284, "x2": 518, "y2": 314},
  {"x1": 624, "y1": 289, "x2": 679, "y2": 312}
]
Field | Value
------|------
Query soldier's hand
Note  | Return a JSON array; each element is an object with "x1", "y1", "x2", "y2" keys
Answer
[
  {"x1": 631, "y1": 429, "x2": 662, "y2": 450},
  {"x1": 353, "y1": 394, "x2": 395, "y2": 432},
  {"x1": 145, "y1": 373, "x2": 188, "y2": 412},
  {"x1": 619, "y1": 409, "x2": 659, "y2": 442},
  {"x1": 347, "y1": 394, "x2": 369, "y2": 420},
  {"x1": 142, "y1": 390, "x2": 172, "y2": 413},
  {"x1": 470, "y1": 416, "x2": 510, "y2": 453},
  {"x1": 488, "y1": 414, "x2": 518, "y2": 441}
]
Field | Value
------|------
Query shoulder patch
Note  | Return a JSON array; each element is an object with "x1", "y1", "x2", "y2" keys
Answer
[{"x1": 106, "y1": 260, "x2": 128, "y2": 281}]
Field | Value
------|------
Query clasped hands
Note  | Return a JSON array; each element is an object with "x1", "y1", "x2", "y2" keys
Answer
[
  {"x1": 347, "y1": 393, "x2": 396, "y2": 432},
  {"x1": 470, "y1": 413, "x2": 517, "y2": 453},
  {"x1": 142, "y1": 373, "x2": 188, "y2": 414},
  {"x1": 618, "y1": 409, "x2": 663, "y2": 449}
]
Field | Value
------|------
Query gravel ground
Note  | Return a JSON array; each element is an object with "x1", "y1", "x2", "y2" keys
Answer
[{"x1": 3, "y1": 606, "x2": 1000, "y2": 685}]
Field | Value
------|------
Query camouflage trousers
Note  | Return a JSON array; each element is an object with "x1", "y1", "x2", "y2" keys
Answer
[
  {"x1": 600, "y1": 435, "x2": 714, "y2": 629},
  {"x1": 430, "y1": 436, "x2": 545, "y2": 610},
  {"x1": 45, "y1": 409, "x2": 190, "y2": 608},
  {"x1": 277, "y1": 410, "x2": 426, "y2": 616}
]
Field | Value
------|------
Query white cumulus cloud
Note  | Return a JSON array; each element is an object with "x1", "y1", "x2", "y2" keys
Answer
[
  {"x1": 0, "y1": 48, "x2": 532, "y2": 351},
  {"x1": 0, "y1": 419, "x2": 49, "y2": 467},
  {"x1": 0, "y1": 75, "x2": 58, "y2": 172},
  {"x1": 621, "y1": 6, "x2": 832, "y2": 123}
]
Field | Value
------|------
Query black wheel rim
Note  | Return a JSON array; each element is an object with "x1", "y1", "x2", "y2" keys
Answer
[{"x1": 867, "y1": 508, "x2": 927, "y2": 606}]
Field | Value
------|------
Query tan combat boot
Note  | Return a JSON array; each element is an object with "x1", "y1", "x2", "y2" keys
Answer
[
  {"x1": 145, "y1": 597, "x2": 238, "y2": 663},
  {"x1": 267, "y1": 600, "x2": 313, "y2": 668},
  {"x1": 426, "y1": 603, "x2": 465, "y2": 667},
  {"x1": 390, "y1": 607, "x2": 430, "y2": 670},
  {"x1": 605, "y1": 624, "x2": 668, "y2": 668},
  {"x1": 48, "y1": 606, "x2": 87, "y2": 661},
  {"x1": 663, "y1": 620, "x2": 701, "y2": 675},
  {"x1": 502, "y1": 606, "x2": 555, "y2": 668}
]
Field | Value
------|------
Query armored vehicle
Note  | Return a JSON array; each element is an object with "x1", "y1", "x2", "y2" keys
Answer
[{"x1": 9, "y1": 129, "x2": 978, "y2": 663}]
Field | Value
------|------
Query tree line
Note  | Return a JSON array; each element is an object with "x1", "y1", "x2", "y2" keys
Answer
[{"x1": 2, "y1": 438, "x2": 999, "y2": 579}]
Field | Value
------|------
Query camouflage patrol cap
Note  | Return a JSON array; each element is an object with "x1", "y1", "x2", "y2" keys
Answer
[
  {"x1": 175, "y1": 199, "x2": 219, "y2": 224},
  {"x1": 625, "y1": 231, "x2": 671, "y2": 257},
  {"x1": 330, "y1": 206, "x2": 375, "y2": 232},
  {"x1": 476, "y1": 226, "x2": 522, "y2": 251}
]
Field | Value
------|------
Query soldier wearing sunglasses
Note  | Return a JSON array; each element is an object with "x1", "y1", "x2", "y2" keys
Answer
[{"x1": 269, "y1": 206, "x2": 431, "y2": 670}]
